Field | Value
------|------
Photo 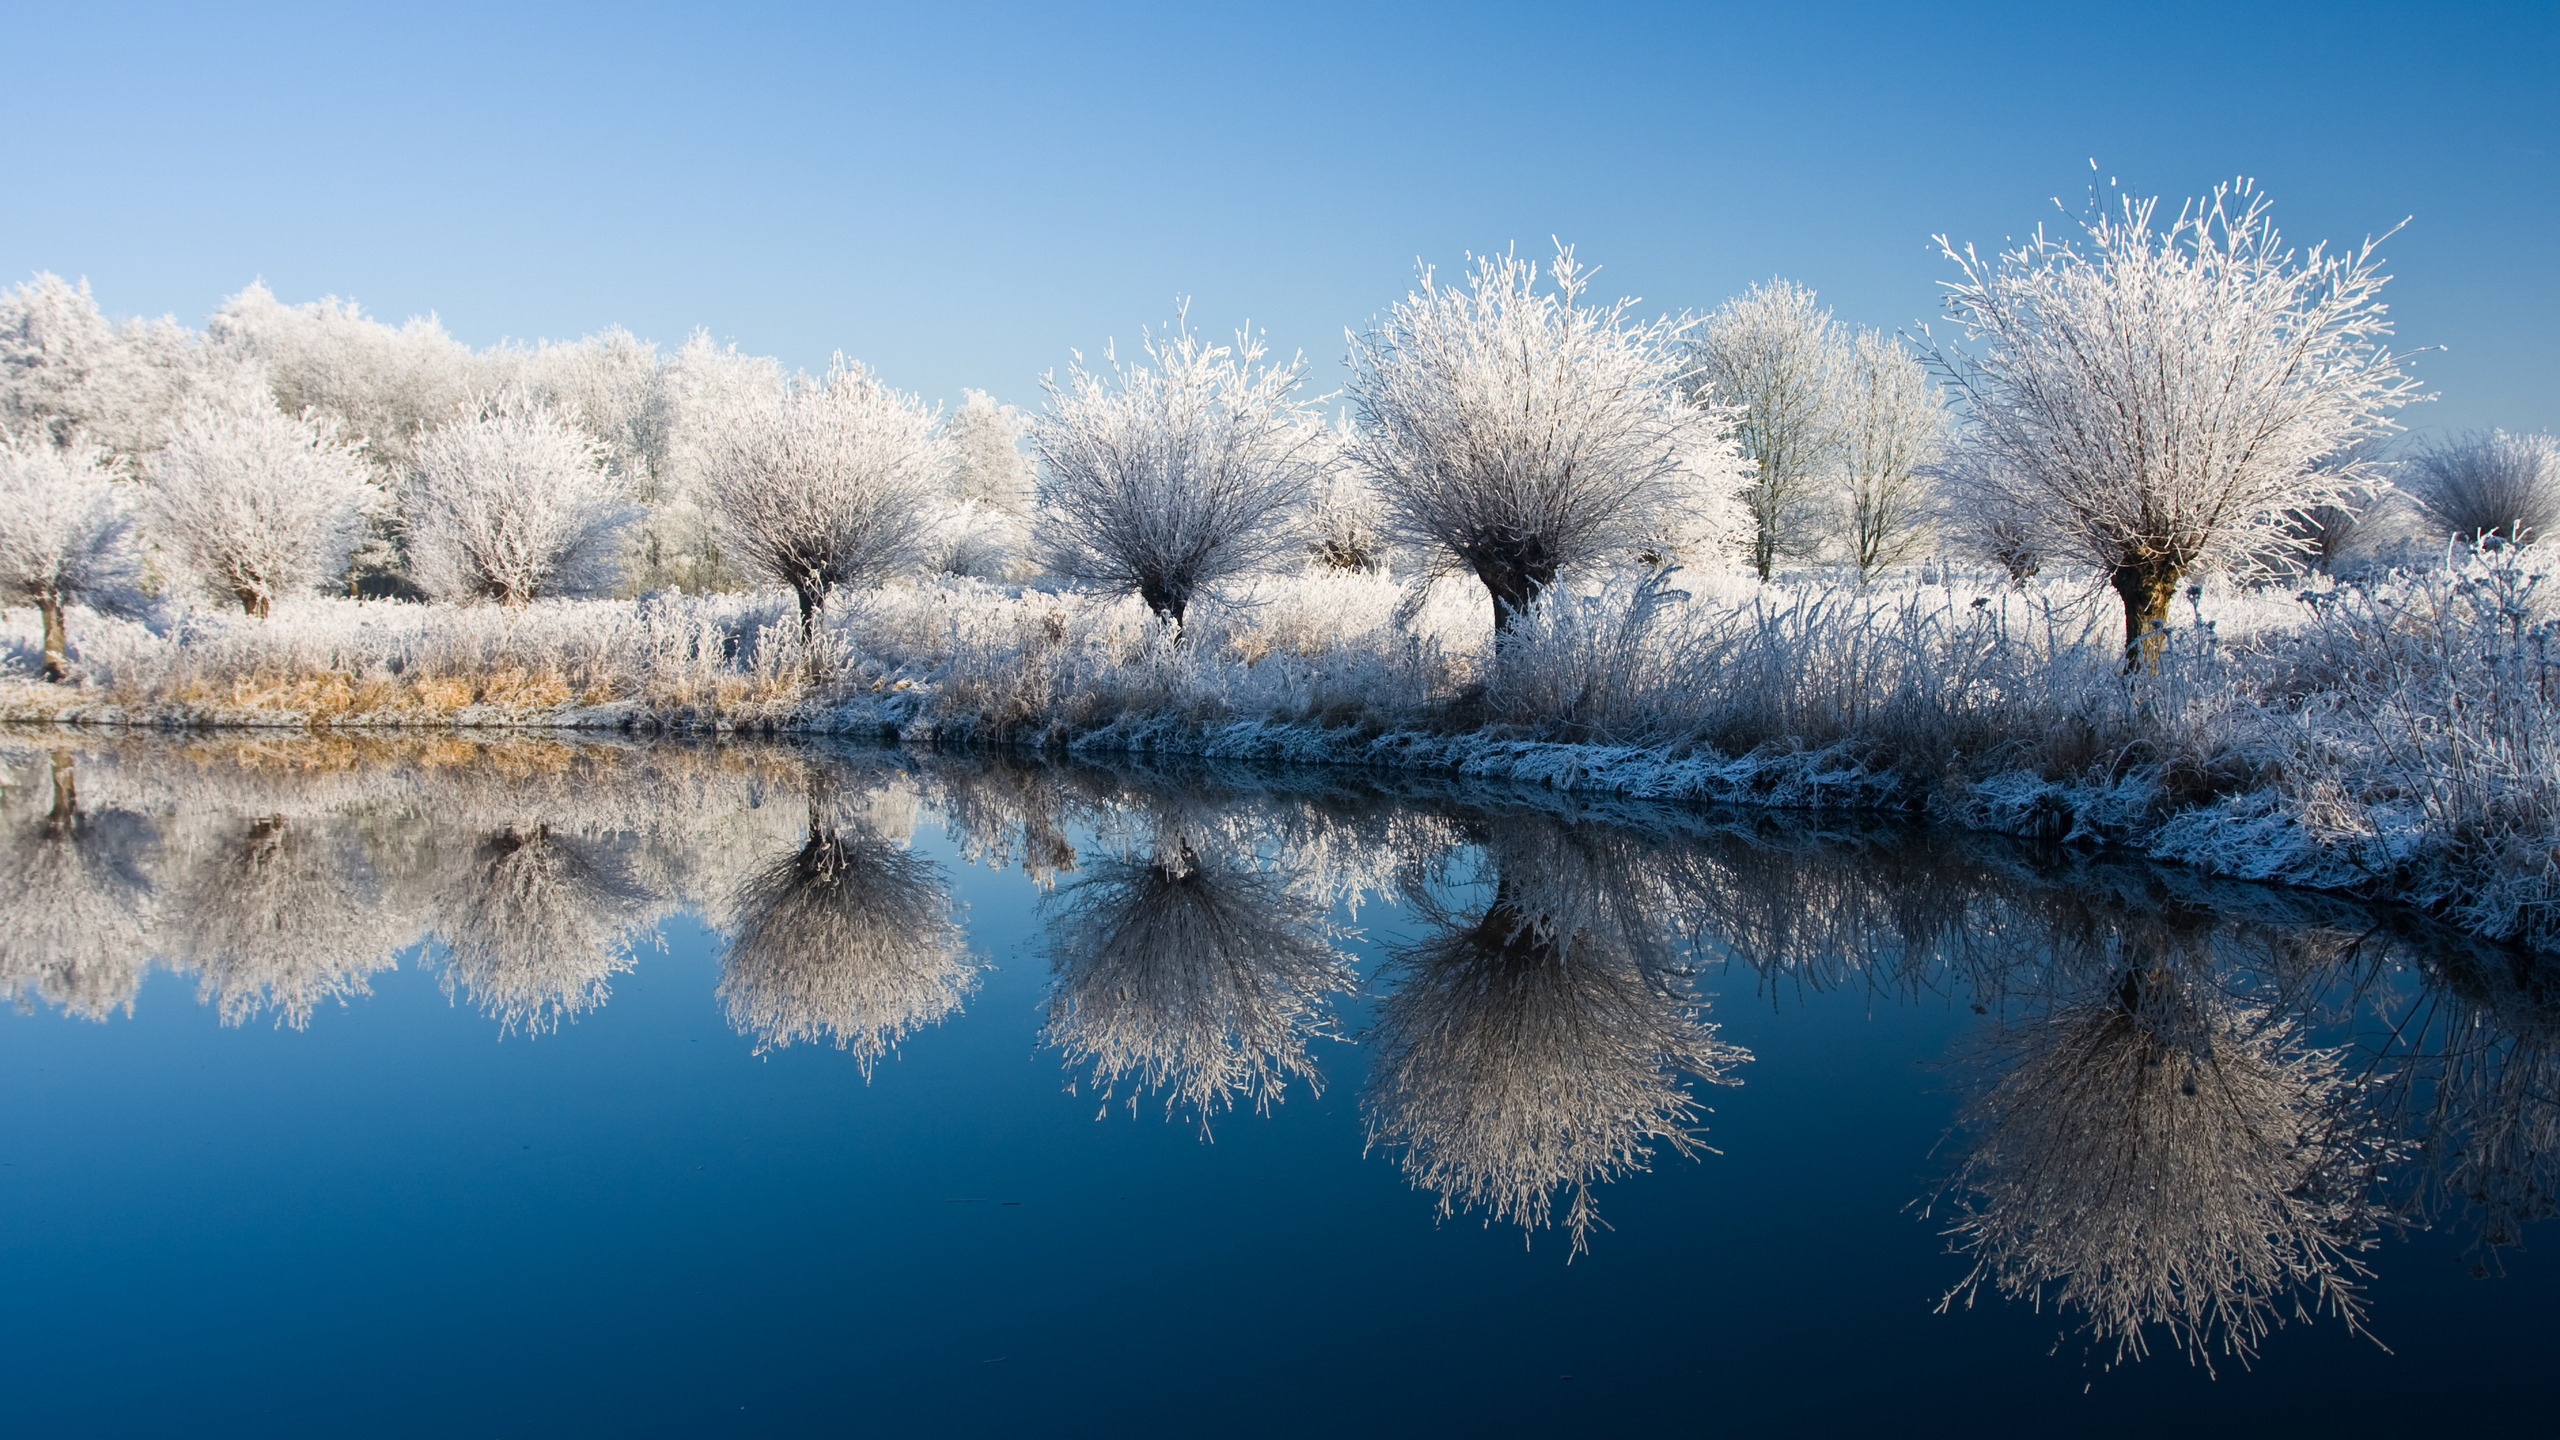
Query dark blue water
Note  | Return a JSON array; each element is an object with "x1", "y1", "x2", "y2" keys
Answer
[{"x1": 1, "y1": 736, "x2": 2550, "y2": 1436}]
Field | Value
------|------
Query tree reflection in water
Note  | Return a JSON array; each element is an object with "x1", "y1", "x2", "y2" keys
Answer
[
  {"x1": 7, "y1": 733, "x2": 2560, "y2": 1365},
  {"x1": 0, "y1": 750, "x2": 155, "y2": 1018},
  {"x1": 717, "y1": 769, "x2": 973, "y2": 1071},
  {"x1": 1931, "y1": 942, "x2": 2391, "y2": 1373},
  {"x1": 1041, "y1": 826, "x2": 1356, "y2": 1130},
  {"x1": 1362, "y1": 816, "x2": 1747, "y2": 1256},
  {"x1": 434, "y1": 821, "x2": 652, "y2": 1034}
]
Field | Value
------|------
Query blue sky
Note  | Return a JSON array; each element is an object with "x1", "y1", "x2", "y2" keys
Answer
[{"x1": 6, "y1": 1, "x2": 2551, "y2": 432}]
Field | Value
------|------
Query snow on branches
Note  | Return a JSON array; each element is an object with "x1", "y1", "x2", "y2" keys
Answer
[
  {"x1": 148, "y1": 380, "x2": 380, "y2": 615},
  {"x1": 1346, "y1": 245, "x2": 1741, "y2": 631},
  {"x1": 701, "y1": 357, "x2": 946, "y2": 633},
  {"x1": 1931, "y1": 179, "x2": 2417, "y2": 662},
  {"x1": 405, "y1": 389, "x2": 637, "y2": 606},
  {"x1": 0, "y1": 430, "x2": 144, "y2": 680},
  {"x1": 1034, "y1": 312, "x2": 1332, "y2": 625}
]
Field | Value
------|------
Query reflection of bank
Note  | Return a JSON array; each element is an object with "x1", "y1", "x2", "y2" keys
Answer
[
  {"x1": 0, "y1": 750, "x2": 155, "y2": 1019},
  {"x1": 1362, "y1": 818, "x2": 1748, "y2": 1256},
  {"x1": 1041, "y1": 828, "x2": 1356, "y2": 1131},
  {"x1": 1933, "y1": 935, "x2": 2389, "y2": 1374},
  {"x1": 2387, "y1": 942, "x2": 2560, "y2": 1270},
  {"x1": 716, "y1": 769, "x2": 974, "y2": 1072}
]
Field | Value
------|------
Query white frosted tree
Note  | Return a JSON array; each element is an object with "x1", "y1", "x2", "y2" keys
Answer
[
  {"x1": 1932, "y1": 180, "x2": 2416, "y2": 663},
  {"x1": 0, "y1": 273, "x2": 197, "y2": 462},
  {"x1": 0, "y1": 431, "x2": 144, "y2": 680},
  {"x1": 1833, "y1": 328, "x2": 1948, "y2": 579},
  {"x1": 1346, "y1": 245, "x2": 1737, "y2": 632},
  {"x1": 2403, "y1": 429, "x2": 2560, "y2": 546},
  {"x1": 147, "y1": 381, "x2": 380, "y2": 615},
  {"x1": 1688, "y1": 279, "x2": 1843, "y2": 580},
  {"x1": 702, "y1": 357, "x2": 945, "y2": 634},
  {"x1": 405, "y1": 389, "x2": 636, "y2": 606},
  {"x1": 933, "y1": 388, "x2": 1037, "y2": 579},
  {"x1": 1034, "y1": 313, "x2": 1332, "y2": 625}
]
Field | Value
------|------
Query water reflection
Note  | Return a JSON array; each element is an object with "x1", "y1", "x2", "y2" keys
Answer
[
  {"x1": 1362, "y1": 814, "x2": 1746, "y2": 1255},
  {"x1": 5, "y1": 732, "x2": 2558, "y2": 1369},
  {"x1": 718, "y1": 769, "x2": 974, "y2": 1068}
]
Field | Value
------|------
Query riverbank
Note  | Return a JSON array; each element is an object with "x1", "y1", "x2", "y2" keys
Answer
[{"x1": 4, "y1": 551, "x2": 2552, "y2": 949}]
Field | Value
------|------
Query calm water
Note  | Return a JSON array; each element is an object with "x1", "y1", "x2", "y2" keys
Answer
[{"x1": 2, "y1": 733, "x2": 2553, "y2": 1437}]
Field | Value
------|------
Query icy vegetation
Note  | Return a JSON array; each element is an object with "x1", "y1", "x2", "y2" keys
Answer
[{"x1": 2, "y1": 179, "x2": 2556, "y2": 950}]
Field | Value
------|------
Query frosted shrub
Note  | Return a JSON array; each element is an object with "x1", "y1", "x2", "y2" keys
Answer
[
  {"x1": 1933, "y1": 180, "x2": 2415, "y2": 662},
  {"x1": 2403, "y1": 429, "x2": 2560, "y2": 546},
  {"x1": 1035, "y1": 314, "x2": 1332, "y2": 625},
  {"x1": 406, "y1": 389, "x2": 637, "y2": 605},
  {"x1": 1347, "y1": 245, "x2": 1741, "y2": 633},
  {"x1": 0, "y1": 430, "x2": 145, "y2": 680},
  {"x1": 1, "y1": 273, "x2": 196, "y2": 461},
  {"x1": 148, "y1": 383, "x2": 379, "y2": 614},
  {"x1": 703, "y1": 357, "x2": 945, "y2": 634}
]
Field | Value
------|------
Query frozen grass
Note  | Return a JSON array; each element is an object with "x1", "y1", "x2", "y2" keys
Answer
[{"x1": 4, "y1": 547, "x2": 2559, "y2": 949}]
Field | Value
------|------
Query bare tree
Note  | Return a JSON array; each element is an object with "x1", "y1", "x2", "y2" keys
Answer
[
  {"x1": 147, "y1": 380, "x2": 380, "y2": 615},
  {"x1": 405, "y1": 388, "x2": 637, "y2": 606},
  {"x1": 1688, "y1": 279, "x2": 1843, "y2": 580},
  {"x1": 1346, "y1": 245, "x2": 1737, "y2": 632},
  {"x1": 2402, "y1": 429, "x2": 2560, "y2": 546},
  {"x1": 1932, "y1": 180, "x2": 2415, "y2": 665},
  {"x1": 1833, "y1": 328, "x2": 1947, "y2": 579},
  {"x1": 0, "y1": 430, "x2": 145, "y2": 680},
  {"x1": 1034, "y1": 312, "x2": 1331, "y2": 625},
  {"x1": 703, "y1": 357, "x2": 945, "y2": 635}
]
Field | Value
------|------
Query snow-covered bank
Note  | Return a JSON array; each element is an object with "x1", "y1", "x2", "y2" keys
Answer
[{"x1": 4, "y1": 553, "x2": 2555, "y2": 950}]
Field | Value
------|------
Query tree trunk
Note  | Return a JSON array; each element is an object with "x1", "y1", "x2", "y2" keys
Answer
[
  {"x1": 47, "y1": 749, "x2": 76, "y2": 828},
  {"x1": 238, "y1": 589, "x2": 269, "y2": 619},
  {"x1": 1469, "y1": 537, "x2": 1558, "y2": 634},
  {"x1": 38, "y1": 596, "x2": 68, "y2": 682},
  {"x1": 1137, "y1": 578, "x2": 1190, "y2": 628},
  {"x1": 794, "y1": 583, "x2": 824, "y2": 641},
  {"x1": 2112, "y1": 563, "x2": 2180, "y2": 673}
]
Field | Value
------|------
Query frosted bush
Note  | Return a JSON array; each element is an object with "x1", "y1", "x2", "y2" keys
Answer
[
  {"x1": 147, "y1": 381, "x2": 379, "y2": 614},
  {"x1": 2402, "y1": 429, "x2": 2560, "y2": 546},
  {"x1": 1035, "y1": 313, "x2": 1332, "y2": 624},
  {"x1": 406, "y1": 388, "x2": 638, "y2": 605}
]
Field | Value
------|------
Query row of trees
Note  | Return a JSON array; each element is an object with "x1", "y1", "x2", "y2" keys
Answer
[{"x1": 8, "y1": 178, "x2": 2550, "y2": 675}]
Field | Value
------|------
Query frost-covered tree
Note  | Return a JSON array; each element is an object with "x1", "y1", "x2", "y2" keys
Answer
[
  {"x1": 0, "y1": 431, "x2": 145, "y2": 680},
  {"x1": 2403, "y1": 429, "x2": 2560, "y2": 546},
  {"x1": 1035, "y1": 314, "x2": 1332, "y2": 625},
  {"x1": 1833, "y1": 329, "x2": 1947, "y2": 579},
  {"x1": 1346, "y1": 246, "x2": 1736, "y2": 631},
  {"x1": 933, "y1": 388, "x2": 1037, "y2": 579},
  {"x1": 0, "y1": 273, "x2": 197, "y2": 462},
  {"x1": 1932, "y1": 181, "x2": 2415, "y2": 663},
  {"x1": 703, "y1": 357, "x2": 944, "y2": 633},
  {"x1": 147, "y1": 381, "x2": 379, "y2": 615},
  {"x1": 1688, "y1": 279, "x2": 1843, "y2": 580},
  {"x1": 405, "y1": 388, "x2": 637, "y2": 606}
]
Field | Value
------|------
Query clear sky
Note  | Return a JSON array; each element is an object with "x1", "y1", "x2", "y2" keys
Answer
[{"x1": 6, "y1": 1, "x2": 2551, "y2": 433}]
